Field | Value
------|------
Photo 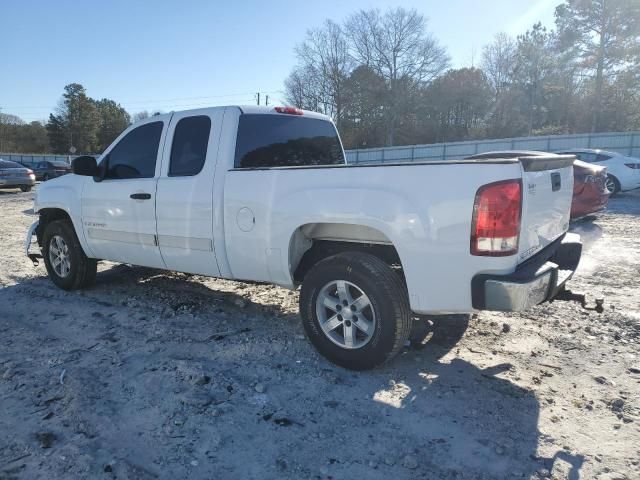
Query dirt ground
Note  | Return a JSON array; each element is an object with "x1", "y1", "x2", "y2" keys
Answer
[{"x1": 1, "y1": 187, "x2": 638, "y2": 480}]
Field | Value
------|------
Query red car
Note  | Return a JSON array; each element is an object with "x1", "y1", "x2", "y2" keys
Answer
[
  {"x1": 571, "y1": 159, "x2": 609, "y2": 218},
  {"x1": 465, "y1": 151, "x2": 609, "y2": 220}
]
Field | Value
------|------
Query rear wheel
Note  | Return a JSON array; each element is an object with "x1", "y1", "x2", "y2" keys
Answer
[
  {"x1": 299, "y1": 252, "x2": 411, "y2": 370},
  {"x1": 42, "y1": 219, "x2": 97, "y2": 290},
  {"x1": 20, "y1": 186, "x2": 32, "y2": 192},
  {"x1": 43, "y1": 173, "x2": 50, "y2": 181},
  {"x1": 605, "y1": 175, "x2": 620, "y2": 196}
]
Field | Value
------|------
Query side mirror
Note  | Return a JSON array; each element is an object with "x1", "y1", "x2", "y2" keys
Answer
[{"x1": 72, "y1": 156, "x2": 98, "y2": 176}]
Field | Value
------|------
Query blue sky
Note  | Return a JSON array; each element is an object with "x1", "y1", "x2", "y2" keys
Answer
[{"x1": 1, "y1": 0, "x2": 557, "y2": 122}]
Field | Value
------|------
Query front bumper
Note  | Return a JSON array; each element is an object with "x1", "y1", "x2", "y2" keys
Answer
[
  {"x1": 472, "y1": 233, "x2": 582, "y2": 312},
  {"x1": 25, "y1": 220, "x2": 42, "y2": 265}
]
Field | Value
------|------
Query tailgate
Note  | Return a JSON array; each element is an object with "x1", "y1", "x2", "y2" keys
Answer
[{"x1": 518, "y1": 155, "x2": 575, "y2": 264}]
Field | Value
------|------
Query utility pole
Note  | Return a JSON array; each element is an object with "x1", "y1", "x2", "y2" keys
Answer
[
  {"x1": 265, "y1": 95, "x2": 269, "y2": 106},
  {"x1": 0, "y1": 106, "x2": 3, "y2": 153},
  {"x1": 256, "y1": 92, "x2": 260, "y2": 106}
]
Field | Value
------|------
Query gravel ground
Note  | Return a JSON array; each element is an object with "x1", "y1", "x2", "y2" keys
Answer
[{"x1": 0, "y1": 187, "x2": 638, "y2": 480}]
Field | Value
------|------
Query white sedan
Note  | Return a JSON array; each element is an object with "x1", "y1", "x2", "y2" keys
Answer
[{"x1": 556, "y1": 148, "x2": 640, "y2": 195}]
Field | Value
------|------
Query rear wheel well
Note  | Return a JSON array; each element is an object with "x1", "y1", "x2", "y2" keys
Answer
[
  {"x1": 293, "y1": 240, "x2": 403, "y2": 284},
  {"x1": 37, "y1": 209, "x2": 73, "y2": 246}
]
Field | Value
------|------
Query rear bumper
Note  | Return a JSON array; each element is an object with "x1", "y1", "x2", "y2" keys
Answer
[
  {"x1": 472, "y1": 233, "x2": 582, "y2": 311},
  {"x1": 0, "y1": 178, "x2": 36, "y2": 188}
]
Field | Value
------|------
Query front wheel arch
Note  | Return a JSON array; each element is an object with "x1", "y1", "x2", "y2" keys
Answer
[{"x1": 37, "y1": 208, "x2": 73, "y2": 247}]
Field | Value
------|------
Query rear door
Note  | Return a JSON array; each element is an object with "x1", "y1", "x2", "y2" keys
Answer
[
  {"x1": 81, "y1": 118, "x2": 168, "y2": 268},
  {"x1": 154, "y1": 110, "x2": 222, "y2": 276},
  {"x1": 518, "y1": 155, "x2": 575, "y2": 263}
]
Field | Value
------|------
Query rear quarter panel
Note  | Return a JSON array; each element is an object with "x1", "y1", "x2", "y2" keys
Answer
[{"x1": 223, "y1": 162, "x2": 523, "y2": 314}]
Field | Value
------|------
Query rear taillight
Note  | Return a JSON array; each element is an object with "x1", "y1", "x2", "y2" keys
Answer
[
  {"x1": 624, "y1": 163, "x2": 640, "y2": 169},
  {"x1": 274, "y1": 106, "x2": 303, "y2": 115},
  {"x1": 471, "y1": 179, "x2": 522, "y2": 256}
]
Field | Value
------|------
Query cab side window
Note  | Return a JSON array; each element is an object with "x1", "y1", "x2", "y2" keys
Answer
[
  {"x1": 169, "y1": 116, "x2": 211, "y2": 177},
  {"x1": 103, "y1": 122, "x2": 163, "y2": 179},
  {"x1": 595, "y1": 153, "x2": 611, "y2": 162}
]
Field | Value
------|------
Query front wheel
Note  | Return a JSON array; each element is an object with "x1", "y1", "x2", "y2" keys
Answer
[
  {"x1": 299, "y1": 252, "x2": 411, "y2": 370},
  {"x1": 20, "y1": 186, "x2": 32, "y2": 192},
  {"x1": 41, "y1": 219, "x2": 97, "y2": 290}
]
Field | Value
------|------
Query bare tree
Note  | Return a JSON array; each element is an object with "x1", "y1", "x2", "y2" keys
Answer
[
  {"x1": 346, "y1": 7, "x2": 449, "y2": 145},
  {"x1": 482, "y1": 33, "x2": 517, "y2": 94},
  {"x1": 133, "y1": 111, "x2": 150, "y2": 123},
  {"x1": 289, "y1": 20, "x2": 353, "y2": 130},
  {"x1": 284, "y1": 66, "x2": 325, "y2": 112}
]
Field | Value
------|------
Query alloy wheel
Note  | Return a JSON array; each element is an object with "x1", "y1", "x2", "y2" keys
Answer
[{"x1": 315, "y1": 280, "x2": 376, "y2": 349}]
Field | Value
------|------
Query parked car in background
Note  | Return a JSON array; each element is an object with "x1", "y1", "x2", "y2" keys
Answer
[
  {"x1": 466, "y1": 151, "x2": 609, "y2": 220},
  {"x1": 30, "y1": 160, "x2": 72, "y2": 181},
  {"x1": 554, "y1": 149, "x2": 640, "y2": 195},
  {"x1": 0, "y1": 159, "x2": 36, "y2": 192}
]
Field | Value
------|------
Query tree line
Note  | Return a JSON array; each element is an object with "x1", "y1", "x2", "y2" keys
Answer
[
  {"x1": 0, "y1": 84, "x2": 156, "y2": 155},
  {"x1": 285, "y1": 0, "x2": 640, "y2": 149},
  {"x1": 2, "y1": 0, "x2": 639, "y2": 155}
]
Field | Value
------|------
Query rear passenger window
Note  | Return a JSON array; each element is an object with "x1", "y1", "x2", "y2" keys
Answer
[
  {"x1": 104, "y1": 122, "x2": 163, "y2": 179},
  {"x1": 234, "y1": 114, "x2": 344, "y2": 168},
  {"x1": 169, "y1": 116, "x2": 211, "y2": 177}
]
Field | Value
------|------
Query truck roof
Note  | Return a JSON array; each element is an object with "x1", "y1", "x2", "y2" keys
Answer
[{"x1": 145, "y1": 105, "x2": 332, "y2": 122}]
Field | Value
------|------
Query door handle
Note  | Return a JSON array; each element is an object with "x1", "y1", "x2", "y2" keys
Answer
[{"x1": 130, "y1": 193, "x2": 151, "y2": 200}]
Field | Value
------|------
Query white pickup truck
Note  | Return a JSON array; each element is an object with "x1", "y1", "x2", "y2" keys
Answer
[{"x1": 26, "y1": 105, "x2": 582, "y2": 370}]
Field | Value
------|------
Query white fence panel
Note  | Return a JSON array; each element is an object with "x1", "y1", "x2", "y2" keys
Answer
[{"x1": 346, "y1": 131, "x2": 640, "y2": 164}]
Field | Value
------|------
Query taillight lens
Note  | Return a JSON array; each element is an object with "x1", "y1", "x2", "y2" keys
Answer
[
  {"x1": 624, "y1": 163, "x2": 640, "y2": 169},
  {"x1": 274, "y1": 106, "x2": 303, "y2": 115},
  {"x1": 471, "y1": 179, "x2": 522, "y2": 256}
]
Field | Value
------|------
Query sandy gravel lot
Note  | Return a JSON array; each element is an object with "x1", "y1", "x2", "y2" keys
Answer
[{"x1": 1, "y1": 187, "x2": 639, "y2": 480}]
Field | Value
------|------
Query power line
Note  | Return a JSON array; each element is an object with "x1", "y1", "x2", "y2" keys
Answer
[{"x1": 1, "y1": 90, "x2": 284, "y2": 110}]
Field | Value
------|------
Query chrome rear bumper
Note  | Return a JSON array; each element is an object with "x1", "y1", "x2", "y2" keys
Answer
[{"x1": 472, "y1": 233, "x2": 582, "y2": 312}]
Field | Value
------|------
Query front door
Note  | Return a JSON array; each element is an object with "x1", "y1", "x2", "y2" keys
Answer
[
  {"x1": 154, "y1": 110, "x2": 221, "y2": 276},
  {"x1": 81, "y1": 118, "x2": 169, "y2": 268}
]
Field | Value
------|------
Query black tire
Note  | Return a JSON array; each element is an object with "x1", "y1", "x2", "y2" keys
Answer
[
  {"x1": 20, "y1": 186, "x2": 32, "y2": 192},
  {"x1": 606, "y1": 174, "x2": 621, "y2": 196},
  {"x1": 43, "y1": 173, "x2": 50, "y2": 181},
  {"x1": 41, "y1": 219, "x2": 97, "y2": 290},
  {"x1": 299, "y1": 252, "x2": 411, "y2": 370}
]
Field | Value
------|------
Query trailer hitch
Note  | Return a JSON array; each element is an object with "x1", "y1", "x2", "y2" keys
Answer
[{"x1": 552, "y1": 289, "x2": 605, "y2": 313}]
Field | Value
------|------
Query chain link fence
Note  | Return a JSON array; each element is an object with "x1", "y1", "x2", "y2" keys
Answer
[
  {"x1": 0, "y1": 153, "x2": 79, "y2": 167},
  {"x1": 345, "y1": 131, "x2": 640, "y2": 164}
]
